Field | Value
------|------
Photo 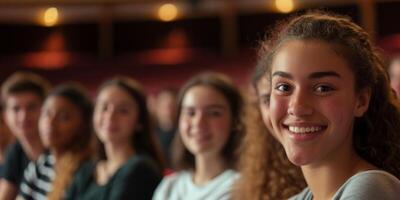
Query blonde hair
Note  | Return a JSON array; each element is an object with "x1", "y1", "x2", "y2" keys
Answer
[{"x1": 48, "y1": 148, "x2": 92, "y2": 200}]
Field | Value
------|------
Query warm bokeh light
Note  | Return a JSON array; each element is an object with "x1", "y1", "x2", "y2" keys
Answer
[
  {"x1": 275, "y1": 0, "x2": 294, "y2": 13},
  {"x1": 158, "y1": 3, "x2": 178, "y2": 22},
  {"x1": 43, "y1": 7, "x2": 59, "y2": 27}
]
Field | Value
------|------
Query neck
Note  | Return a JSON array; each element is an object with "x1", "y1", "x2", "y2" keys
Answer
[
  {"x1": 19, "y1": 137, "x2": 44, "y2": 161},
  {"x1": 192, "y1": 154, "x2": 227, "y2": 185},
  {"x1": 104, "y1": 141, "x2": 135, "y2": 172},
  {"x1": 158, "y1": 120, "x2": 174, "y2": 132},
  {"x1": 301, "y1": 147, "x2": 375, "y2": 200}
]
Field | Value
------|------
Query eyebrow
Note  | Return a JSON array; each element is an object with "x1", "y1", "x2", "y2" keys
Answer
[
  {"x1": 182, "y1": 104, "x2": 227, "y2": 110},
  {"x1": 308, "y1": 71, "x2": 341, "y2": 79},
  {"x1": 272, "y1": 70, "x2": 341, "y2": 79}
]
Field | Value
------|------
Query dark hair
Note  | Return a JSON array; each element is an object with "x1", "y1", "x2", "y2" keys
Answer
[
  {"x1": 47, "y1": 83, "x2": 93, "y2": 150},
  {"x1": 172, "y1": 72, "x2": 245, "y2": 170},
  {"x1": 1, "y1": 71, "x2": 51, "y2": 104},
  {"x1": 258, "y1": 11, "x2": 400, "y2": 178},
  {"x1": 96, "y1": 76, "x2": 164, "y2": 170},
  {"x1": 45, "y1": 83, "x2": 93, "y2": 200}
]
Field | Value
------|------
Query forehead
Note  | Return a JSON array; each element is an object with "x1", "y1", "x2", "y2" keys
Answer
[
  {"x1": 5, "y1": 92, "x2": 42, "y2": 105},
  {"x1": 271, "y1": 39, "x2": 352, "y2": 78},
  {"x1": 97, "y1": 86, "x2": 136, "y2": 104},
  {"x1": 182, "y1": 85, "x2": 229, "y2": 108},
  {"x1": 44, "y1": 96, "x2": 76, "y2": 110}
]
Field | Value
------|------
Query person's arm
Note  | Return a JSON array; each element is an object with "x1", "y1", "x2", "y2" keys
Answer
[{"x1": 0, "y1": 179, "x2": 18, "y2": 200}]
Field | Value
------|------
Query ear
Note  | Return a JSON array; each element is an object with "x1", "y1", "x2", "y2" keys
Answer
[{"x1": 354, "y1": 87, "x2": 371, "y2": 117}]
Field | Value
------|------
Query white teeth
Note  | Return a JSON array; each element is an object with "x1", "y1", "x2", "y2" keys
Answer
[{"x1": 288, "y1": 126, "x2": 322, "y2": 134}]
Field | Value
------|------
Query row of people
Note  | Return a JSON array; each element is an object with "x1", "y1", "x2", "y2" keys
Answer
[{"x1": 0, "y1": 11, "x2": 400, "y2": 200}]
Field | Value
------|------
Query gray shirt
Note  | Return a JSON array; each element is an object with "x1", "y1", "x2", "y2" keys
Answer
[{"x1": 290, "y1": 170, "x2": 400, "y2": 200}]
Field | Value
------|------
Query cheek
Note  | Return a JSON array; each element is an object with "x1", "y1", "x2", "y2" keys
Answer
[
  {"x1": 318, "y1": 97, "x2": 356, "y2": 134},
  {"x1": 93, "y1": 111, "x2": 102, "y2": 131},
  {"x1": 64, "y1": 120, "x2": 82, "y2": 136},
  {"x1": 5, "y1": 113, "x2": 14, "y2": 125},
  {"x1": 178, "y1": 117, "x2": 189, "y2": 136},
  {"x1": 269, "y1": 96, "x2": 287, "y2": 124},
  {"x1": 259, "y1": 105, "x2": 273, "y2": 132},
  {"x1": 269, "y1": 96, "x2": 289, "y2": 141},
  {"x1": 38, "y1": 118, "x2": 47, "y2": 134},
  {"x1": 218, "y1": 121, "x2": 231, "y2": 139}
]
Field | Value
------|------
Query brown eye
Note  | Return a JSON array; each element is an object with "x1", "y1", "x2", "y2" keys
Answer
[
  {"x1": 314, "y1": 85, "x2": 335, "y2": 93},
  {"x1": 275, "y1": 83, "x2": 292, "y2": 93}
]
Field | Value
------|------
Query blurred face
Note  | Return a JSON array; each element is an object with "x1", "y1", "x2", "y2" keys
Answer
[
  {"x1": 389, "y1": 58, "x2": 400, "y2": 98},
  {"x1": 256, "y1": 77, "x2": 273, "y2": 132},
  {"x1": 179, "y1": 85, "x2": 232, "y2": 157},
  {"x1": 4, "y1": 92, "x2": 42, "y2": 141},
  {"x1": 156, "y1": 92, "x2": 177, "y2": 125},
  {"x1": 39, "y1": 96, "x2": 83, "y2": 151},
  {"x1": 94, "y1": 86, "x2": 139, "y2": 145},
  {"x1": 269, "y1": 40, "x2": 370, "y2": 166}
]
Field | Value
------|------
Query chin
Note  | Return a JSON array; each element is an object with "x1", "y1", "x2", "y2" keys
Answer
[
  {"x1": 288, "y1": 157, "x2": 310, "y2": 166},
  {"x1": 285, "y1": 150, "x2": 312, "y2": 166}
]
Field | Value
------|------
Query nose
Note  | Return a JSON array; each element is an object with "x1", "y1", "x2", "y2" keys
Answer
[
  {"x1": 193, "y1": 111, "x2": 207, "y2": 130},
  {"x1": 104, "y1": 108, "x2": 117, "y2": 122},
  {"x1": 17, "y1": 109, "x2": 28, "y2": 122},
  {"x1": 46, "y1": 116, "x2": 57, "y2": 131},
  {"x1": 287, "y1": 89, "x2": 313, "y2": 117}
]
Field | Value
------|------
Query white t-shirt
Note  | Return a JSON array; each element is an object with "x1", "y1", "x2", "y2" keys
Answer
[{"x1": 153, "y1": 169, "x2": 239, "y2": 200}]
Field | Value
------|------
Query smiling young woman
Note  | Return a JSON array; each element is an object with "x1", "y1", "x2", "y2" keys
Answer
[
  {"x1": 257, "y1": 11, "x2": 400, "y2": 200},
  {"x1": 153, "y1": 72, "x2": 245, "y2": 200}
]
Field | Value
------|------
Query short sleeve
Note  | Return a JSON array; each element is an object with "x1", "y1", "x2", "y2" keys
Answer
[{"x1": 335, "y1": 171, "x2": 400, "y2": 200}]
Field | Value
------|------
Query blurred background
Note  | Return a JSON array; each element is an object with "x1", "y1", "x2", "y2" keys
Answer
[{"x1": 0, "y1": 0, "x2": 399, "y2": 94}]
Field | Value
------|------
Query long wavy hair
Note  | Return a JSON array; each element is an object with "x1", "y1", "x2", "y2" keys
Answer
[
  {"x1": 95, "y1": 76, "x2": 164, "y2": 171},
  {"x1": 258, "y1": 11, "x2": 400, "y2": 178},
  {"x1": 234, "y1": 64, "x2": 306, "y2": 200},
  {"x1": 45, "y1": 83, "x2": 94, "y2": 200},
  {"x1": 171, "y1": 72, "x2": 245, "y2": 171}
]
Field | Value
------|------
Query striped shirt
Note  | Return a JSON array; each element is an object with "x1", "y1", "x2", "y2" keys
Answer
[{"x1": 19, "y1": 152, "x2": 55, "y2": 200}]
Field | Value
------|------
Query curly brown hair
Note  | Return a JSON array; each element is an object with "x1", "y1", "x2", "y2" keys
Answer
[
  {"x1": 258, "y1": 11, "x2": 400, "y2": 179},
  {"x1": 234, "y1": 64, "x2": 306, "y2": 200}
]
